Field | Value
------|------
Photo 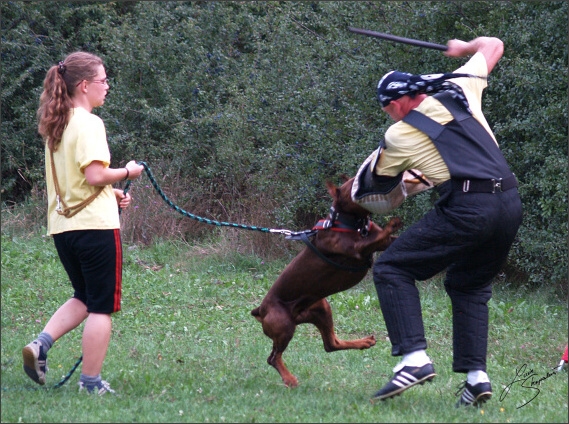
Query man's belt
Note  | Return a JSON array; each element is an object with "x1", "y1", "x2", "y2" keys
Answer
[{"x1": 451, "y1": 174, "x2": 518, "y2": 193}]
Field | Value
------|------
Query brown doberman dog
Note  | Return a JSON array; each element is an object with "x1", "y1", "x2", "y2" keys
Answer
[{"x1": 251, "y1": 175, "x2": 403, "y2": 387}]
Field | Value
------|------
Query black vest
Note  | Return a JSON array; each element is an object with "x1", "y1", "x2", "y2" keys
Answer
[{"x1": 402, "y1": 91, "x2": 512, "y2": 181}]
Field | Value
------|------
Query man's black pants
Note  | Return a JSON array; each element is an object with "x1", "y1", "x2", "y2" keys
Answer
[{"x1": 373, "y1": 180, "x2": 522, "y2": 372}]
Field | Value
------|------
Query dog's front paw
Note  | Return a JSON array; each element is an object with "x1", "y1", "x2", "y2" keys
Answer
[
  {"x1": 352, "y1": 334, "x2": 376, "y2": 350},
  {"x1": 385, "y1": 217, "x2": 403, "y2": 233},
  {"x1": 360, "y1": 335, "x2": 376, "y2": 349}
]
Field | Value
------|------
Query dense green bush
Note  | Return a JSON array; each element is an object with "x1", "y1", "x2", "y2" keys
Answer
[{"x1": 1, "y1": 1, "x2": 567, "y2": 288}]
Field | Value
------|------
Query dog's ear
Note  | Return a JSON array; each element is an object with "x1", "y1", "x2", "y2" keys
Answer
[
  {"x1": 325, "y1": 180, "x2": 340, "y2": 200},
  {"x1": 340, "y1": 173, "x2": 350, "y2": 183}
]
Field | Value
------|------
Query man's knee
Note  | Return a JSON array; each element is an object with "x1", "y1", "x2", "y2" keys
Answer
[
  {"x1": 373, "y1": 261, "x2": 395, "y2": 286},
  {"x1": 373, "y1": 261, "x2": 415, "y2": 290},
  {"x1": 444, "y1": 279, "x2": 492, "y2": 303}
]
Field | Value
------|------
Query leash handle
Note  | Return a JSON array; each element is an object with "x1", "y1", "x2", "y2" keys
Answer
[{"x1": 118, "y1": 179, "x2": 133, "y2": 216}]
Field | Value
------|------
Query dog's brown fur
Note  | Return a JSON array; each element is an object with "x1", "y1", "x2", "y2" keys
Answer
[{"x1": 251, "y1": 176, "x2": 402, "y2": 387}]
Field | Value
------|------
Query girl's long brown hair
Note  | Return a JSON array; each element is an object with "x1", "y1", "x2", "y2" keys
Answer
[{"x1": 37, "y1": 52, "x2": 103, "y2": 151}]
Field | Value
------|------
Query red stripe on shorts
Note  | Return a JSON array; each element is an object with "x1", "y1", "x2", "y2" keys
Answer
[{"x1": 113, "y1": 228, "x2": 123, "y2": 312}]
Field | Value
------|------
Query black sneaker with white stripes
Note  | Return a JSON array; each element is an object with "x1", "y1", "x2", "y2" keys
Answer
[
  {"x1": 455, "y1": 381, "x2": 492, "y2": 407},
  {"x1": 371, "y1": 363, "x2": 436, "y2": 402}
]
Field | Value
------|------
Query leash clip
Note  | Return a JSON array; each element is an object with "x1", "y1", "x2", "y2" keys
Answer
[
  {"x1": 323, "y1": 206, "x2": 338, "y2": 229},
  {"x1": 56, "y1": 195, "x2": 62, "y2": 212},
  {"x1": 462, "y1": 180, "x2": 470, "y2": 193},
  {"x1": 359, "y1": 219, "x2": 371, "y2": 238},
  {"x1": 285, "y1": 229, "x2": 317, "y2": 240}
]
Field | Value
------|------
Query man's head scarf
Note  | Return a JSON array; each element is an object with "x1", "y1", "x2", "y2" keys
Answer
[{"x1": 377, "y1": 71, "x2": 486, "y2": 114}]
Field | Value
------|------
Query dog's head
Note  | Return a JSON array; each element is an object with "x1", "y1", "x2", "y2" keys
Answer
[
  {"x1": 325, "y1": 174, "x2": 370, "y2": 219},
  {"x1": 322, "y1": 175, "x2": 403, "y2": 260}
]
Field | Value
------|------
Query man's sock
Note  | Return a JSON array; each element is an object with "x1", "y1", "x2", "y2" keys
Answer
[
  {"x1": 467, "y1": 370, "x2": 490, "y2": 385},
  {"x1": 393, "y1": 349, "x2": 431, "y2": 372}
]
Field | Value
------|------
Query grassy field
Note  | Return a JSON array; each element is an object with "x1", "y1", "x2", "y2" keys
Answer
[{"x1": 1, "y1": 230, "x2": 567, "y2": 423}]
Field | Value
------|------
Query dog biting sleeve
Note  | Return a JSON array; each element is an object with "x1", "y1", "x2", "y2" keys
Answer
[{"x1": 351, "y1": 149, "x2": 408, "y2": 214}]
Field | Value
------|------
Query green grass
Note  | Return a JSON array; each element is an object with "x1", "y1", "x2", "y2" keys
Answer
[{"x1": 1, "y1": 231, "x2": 567, "y2": 423}]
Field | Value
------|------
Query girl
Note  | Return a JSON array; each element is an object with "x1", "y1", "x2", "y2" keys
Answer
[{"x1": 23, "y1": 51, "x2": 144, "y2": 395}]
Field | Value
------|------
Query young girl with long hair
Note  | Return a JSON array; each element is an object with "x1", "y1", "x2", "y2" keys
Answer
[{"x1": 23, "y1": 51, "x2": 144, "y2": 394}]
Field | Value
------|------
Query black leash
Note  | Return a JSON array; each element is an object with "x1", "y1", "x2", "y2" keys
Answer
[
  {"x1": 126, "y1": 162, "x2": 374, "y2": 273},
  {"x1": 3, "y1": 355, "x2": 83, "y2": 392},
  {"x1": 123, "y1": 161, "x2": 313, "y2": 238},
  {"x1": 52, "y1": 355, "x2": 83, "y2": 389}
]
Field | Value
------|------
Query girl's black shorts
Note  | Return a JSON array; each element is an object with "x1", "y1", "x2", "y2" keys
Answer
[{"x1": 53, "y1": 229, "x2": 122, "y2": 314}]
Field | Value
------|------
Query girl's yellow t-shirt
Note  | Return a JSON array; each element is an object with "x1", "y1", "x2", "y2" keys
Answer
[{"x1": 45, "y1": 107, "x2": 120, "y2": 235}]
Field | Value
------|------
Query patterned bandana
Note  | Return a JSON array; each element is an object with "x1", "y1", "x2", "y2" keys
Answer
[{"x1": 377, "y1": 70, "x2": 486, "y2": 114}]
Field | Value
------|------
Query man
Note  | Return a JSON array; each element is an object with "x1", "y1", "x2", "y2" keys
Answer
[{"x1": 362, "y1": 36, "x2": 523, "y2": 407}]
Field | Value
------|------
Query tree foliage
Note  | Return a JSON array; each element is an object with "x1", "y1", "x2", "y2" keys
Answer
[{"x1": 1, "y1": 1, "x2": 567, "y2": 287}]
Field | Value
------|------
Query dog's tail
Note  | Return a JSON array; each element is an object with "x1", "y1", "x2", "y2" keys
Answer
[{"x1": 251, "y1": 307, "x2": 262, "y2": 322}]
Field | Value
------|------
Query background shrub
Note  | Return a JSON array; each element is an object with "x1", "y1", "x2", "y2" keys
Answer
[{"x1": 1, "y1": 1, "x2": 567, "y2": 290}]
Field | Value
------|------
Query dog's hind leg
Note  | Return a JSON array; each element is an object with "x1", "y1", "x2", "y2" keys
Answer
[
  {"x1": 260, "y1": 306, "x2": 300, "y2": 387},
  {"x1": 298, "y1": 299, "x2": 376, "y2": 352},
  {"x1": 267, "y1": 342, "x2": 299, "y2": 388}
]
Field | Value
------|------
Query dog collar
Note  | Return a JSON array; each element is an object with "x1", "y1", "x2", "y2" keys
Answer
[{"x1": 312, "y1": 207, "x2": 372, "y2": 236}]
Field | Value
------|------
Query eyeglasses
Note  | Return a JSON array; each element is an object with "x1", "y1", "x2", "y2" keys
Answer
[
  {"x1": 90, "y1": 78, "x2": 109, "y2": 85},
  {"x1": 76, "y1": 78, "x2": 109, "y2": 87}
]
